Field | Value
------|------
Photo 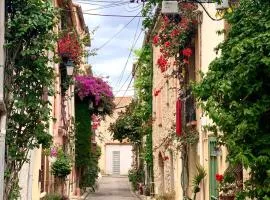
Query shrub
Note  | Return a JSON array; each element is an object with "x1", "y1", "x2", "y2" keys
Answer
[
  {"x1": 128, "y1": 168, "x2": 145, "y2": 191},
  {"x1": 51, "y1": 152, "x2": 71, "y2": 178}
]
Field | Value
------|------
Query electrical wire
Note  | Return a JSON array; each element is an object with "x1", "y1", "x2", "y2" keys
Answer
[
  {"x1": 195, "y1": 0, "x2": 224, "y2": 21},
  {"x1": 114, "y1": 43, "x2": 148, "y2": 106},
  {"x1": 79, "y1": 2, "x2": 131, "y2": 11},
  {"x1": 61, "y1": 7, "x2": 143, "y2": 17},
  {"x1": 114, "y1": 30, "x2": 143, "y2": 97},
  {"x1": 97, "y1": 11, "x2": 141, "y2": 50},
  {"x1": 115, "y1": 17, "x2": 142, "y2": 87}
]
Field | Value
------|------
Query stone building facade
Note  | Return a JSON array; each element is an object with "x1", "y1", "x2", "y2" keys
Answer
[{"x1": 151, "y1": 4, "x2": 227, "y2": 200}]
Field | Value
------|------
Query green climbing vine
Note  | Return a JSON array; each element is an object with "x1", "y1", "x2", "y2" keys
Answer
[
  {"x1": 4, "y1": 0, "x2": 58, "y2": 199},
  {"x1": 193, "y1": 0, "x2": 270, "y2": 199},
  {"x1": 75, "y1": 99, "x2": 100, "y2": 190},
  {"x1": 133, "y1": 45, "x2": 153, "y2": 169}
]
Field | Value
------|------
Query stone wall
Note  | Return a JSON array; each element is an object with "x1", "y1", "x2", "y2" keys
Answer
[{"x1": 152, "y1": 43, "x2": 182, "y2": 199}]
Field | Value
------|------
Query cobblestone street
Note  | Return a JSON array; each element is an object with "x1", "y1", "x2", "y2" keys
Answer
[{"x1": 86, "y1": 176, "x2": 139, "y2": 200}]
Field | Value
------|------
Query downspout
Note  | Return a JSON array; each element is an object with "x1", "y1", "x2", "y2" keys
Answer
[{"x1": 0, "y1": 0, "x2": 7, "y2": 199}]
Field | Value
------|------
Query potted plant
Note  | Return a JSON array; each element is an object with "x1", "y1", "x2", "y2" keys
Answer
[{"x1": 51, "y1": 149, "x2": 72, "y2": 179}]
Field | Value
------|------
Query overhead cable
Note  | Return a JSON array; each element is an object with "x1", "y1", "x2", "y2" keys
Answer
[
  {"x1": 115, "y1": 17, "x2": 142, "y2": 87},
  {"x1": 97, "y1": 12, "x2": 141, "y2": 50}
]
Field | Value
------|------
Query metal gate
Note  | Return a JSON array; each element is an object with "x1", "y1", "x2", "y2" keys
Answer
[{"x1": 112, "y1": 151, "x2": 120, "y2": 175}]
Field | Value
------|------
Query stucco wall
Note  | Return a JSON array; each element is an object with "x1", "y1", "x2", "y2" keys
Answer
[{"x1": 152, "y1": 4, "x2": 226, "y2": 200}]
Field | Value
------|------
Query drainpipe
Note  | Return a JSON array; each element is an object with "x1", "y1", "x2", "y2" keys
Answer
[{"x1": 0, "y1": 0, "x2": 7, "y2": 199}]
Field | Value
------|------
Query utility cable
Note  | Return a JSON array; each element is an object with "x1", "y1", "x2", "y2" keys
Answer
[
  {"x1": 61, "y1": 8, "x2": 143, "y2": 17},
  {"x1": 114, "y1": 29, "x2": 143, "y2": 96},
  {"x1": 115, "y1": 17, "x2": 142, "y2": 87},
  {"x1": 97, "y1": 12, "x2": 141, "y2": 50},
  {"x1": 80, "y1": 2, "x2": 131, "y2": 11},
  {"x1": 195, "y1": 0, "x2": 224, "y2": 21},
  {"x1": 114, "y1": 43, "x2": 148, "y2": 106}
]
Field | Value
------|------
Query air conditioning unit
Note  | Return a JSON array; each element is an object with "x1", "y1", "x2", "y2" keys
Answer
[
  {"x1": 215, "y1": 0, "x2": 229, "y2": 10},
  {"x1": 161, "y1": 1, "x2": 179, "y2": 14}
]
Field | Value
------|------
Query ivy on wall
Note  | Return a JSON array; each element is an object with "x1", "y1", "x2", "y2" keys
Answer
[
  {"x1": 75, "y1": 99, "x2": 91, "y2": 168},
  {"x1": 75, "y1": 98, "x2": 101, "y2": 190}
]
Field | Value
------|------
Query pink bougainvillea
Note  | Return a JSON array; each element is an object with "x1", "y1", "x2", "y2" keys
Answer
[{"x1": 75, "y1": 75, "x2": 114, "y2": 106}]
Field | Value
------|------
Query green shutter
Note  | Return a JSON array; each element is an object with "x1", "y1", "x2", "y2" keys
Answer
[{"x1": 209, "y1": 137, "x2": 218, "y2": 200}]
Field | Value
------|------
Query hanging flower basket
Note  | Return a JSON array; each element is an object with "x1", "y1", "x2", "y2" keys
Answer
[
  {"x1": 58, "y1": 33, "x2": 82, "y2": 64},
  {"x1": 75, "y1": 75, "x2": 115, "y2": 115}
]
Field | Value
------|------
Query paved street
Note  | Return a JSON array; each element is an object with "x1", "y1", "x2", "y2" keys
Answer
[{"x1": 86, "y1": 176, "x2": 139, "y2": 200}]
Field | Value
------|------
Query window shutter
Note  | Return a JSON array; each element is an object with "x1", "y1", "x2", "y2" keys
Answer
[
  {"x1": 209, "y1": 137, "x2": 218, "y2": 199},
  {"x1": 176, "y1": 99, "x2": 182, "y2": 136}
]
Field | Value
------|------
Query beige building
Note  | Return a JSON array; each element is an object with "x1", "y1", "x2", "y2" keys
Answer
[
  {"x1": 96, "y1": 97, "x2": 133, "y2": 176},
  {"x1": 152, "y1": 3, "x2": 227, "y2": 200}
]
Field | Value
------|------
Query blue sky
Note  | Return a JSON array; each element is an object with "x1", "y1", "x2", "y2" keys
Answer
[{"x1": 74, "y1": 0, "x2": 145, "y2": 97}]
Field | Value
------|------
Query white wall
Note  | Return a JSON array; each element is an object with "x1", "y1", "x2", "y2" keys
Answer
[{"x1": 105, "y1": 144, "x2": 133, "y2": 175}]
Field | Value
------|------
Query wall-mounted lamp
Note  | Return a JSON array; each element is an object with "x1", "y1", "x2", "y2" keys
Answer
[
  {"x1": 88, "y1": 100, "x2": 94, "y2": 110},
  {"x1": 98, "y1": 106, "x2": 104, "y2": 112},
  {"x1": 215, "y1": 0, "x2": 229, "y2": 10},
  {"x1": 161, "y1": 1, "x2": 180, "y2": 14},
  {"x1": 65, "y1": 59, "x2": 74, "y2": 76}
]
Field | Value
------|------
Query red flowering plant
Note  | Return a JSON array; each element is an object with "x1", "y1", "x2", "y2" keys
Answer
[
  {"x1": 216, "y1": 173, "x2": 224, "y2": 182},
  {"x1": 215, "y1": 171, "x2": 239, "y2": 198},
  {"x1": 58, "y1": 32, "x2": 83, "y2": 65},
  {"x1": 152, "y1": 3, "x2": 197, "y2": 73},
  {"x1": 75, "y1": 75, "x2": 115, "y2": 116}
]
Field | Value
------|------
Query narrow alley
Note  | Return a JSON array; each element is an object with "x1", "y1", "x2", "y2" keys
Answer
[{"x1": 86, "y1": 176, "x2": 139, "y2": 200}]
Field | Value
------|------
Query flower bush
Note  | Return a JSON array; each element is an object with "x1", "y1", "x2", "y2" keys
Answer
[
  {"x1": 75, "y1": 75, "x2": 115, "y2": 115},
  {"x1": 58, "y1": 32, "x2": 82, "y2": 64},
  {"x1": 152, "y1": 3, "x2": 197, "y2": 73}
]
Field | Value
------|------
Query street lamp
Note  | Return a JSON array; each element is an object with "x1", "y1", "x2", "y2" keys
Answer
[{"x1": 65, "y1": 59, "x2": 74, "y2": 76}]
